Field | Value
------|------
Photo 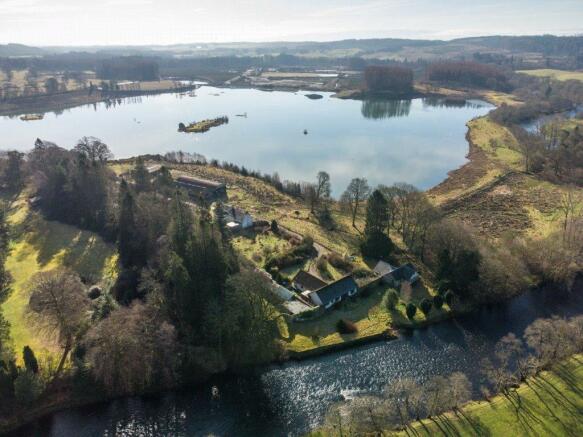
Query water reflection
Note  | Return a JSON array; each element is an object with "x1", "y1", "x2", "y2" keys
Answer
[
  {"x1": 361, "y1": 98, "x2": 412, "y2": 119},
  {"x1": 0, "y1": 87, "x2": 493, "y2": 194},
  {"x1": 422, "y1": 97, "x2": 486, "y2": 109}
]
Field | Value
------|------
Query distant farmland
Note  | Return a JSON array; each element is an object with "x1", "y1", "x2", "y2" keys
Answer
[{"x1": 518, "y1": 68, "x2": 583, "y2": 82}]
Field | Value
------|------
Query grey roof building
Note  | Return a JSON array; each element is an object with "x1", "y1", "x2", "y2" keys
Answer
[
  {"x1": 175, "y1": 175, "x2": 227, "y2": 202},
  {"x1": 308, "y1": 275, "x2": 358, "y2": 309},
  {"x1": 292, "y1": 270, "x2": 327, "y2": 292}
]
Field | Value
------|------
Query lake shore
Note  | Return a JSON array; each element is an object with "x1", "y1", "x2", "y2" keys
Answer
[{"x1": 0, "y1": 80, "x2": 511, "y2": 118}]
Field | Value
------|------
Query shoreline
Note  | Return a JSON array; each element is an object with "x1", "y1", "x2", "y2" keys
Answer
[
  {"x1": 0, "y1": 85, "x2": 198, "y2": 117},
  {"x1": 0, "y1": 81, "x2": 499, "y2": 118}
]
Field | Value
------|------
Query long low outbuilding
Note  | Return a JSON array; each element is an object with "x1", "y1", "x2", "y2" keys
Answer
[{"x1": 175, "y1": 175, "x2": 228, "y2": 202}]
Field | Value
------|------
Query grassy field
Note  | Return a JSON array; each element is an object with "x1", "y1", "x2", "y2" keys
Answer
[
  {"x1": 429, "y1": 116, "x2": 581, "y2": 239},
  {"x1": 518, "y1": 68, "x2": 583, "y2": 82},
  {"x1": 0, "y1": 69, "x2": 94, "y2": 96},
  {"x1": 402, "y1": 355, "x2": 583, "y2": 436},
  {"x1": 2, "y1": 193, "x2": 117, "y2": 361}
]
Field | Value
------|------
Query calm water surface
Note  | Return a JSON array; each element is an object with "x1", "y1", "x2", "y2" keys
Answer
[
  {"x1": 0, "y1": 87, "x2": 492, "y2": 194},
  {"x1": 14, "y1": 284, "x2": 583, "y2": 437}
]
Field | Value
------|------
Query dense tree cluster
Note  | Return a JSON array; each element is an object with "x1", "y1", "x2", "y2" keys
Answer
[
  {"x1": 364, "y1": 65, "x2": 414, "y2": 93},
  {"x1": 96, "y1": 57, "x2": 159, "y2": 81},
  {"x1": 0, "y1": 141, "x2": 282, "y2": 417},
  {"x1": 426, "y1": 61, "x2": 510, "y2": 91},
  {"x1": 28, "y1": 138, "x2": 116, "y2": 234}
]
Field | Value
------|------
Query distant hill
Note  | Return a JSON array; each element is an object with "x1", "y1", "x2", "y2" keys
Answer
[
  {"x1": 0, "y1": 43, "x2": 46, "y2": 57},
  {"x1": 4, "y1": 35, "x2": 582, "y2": 60}
]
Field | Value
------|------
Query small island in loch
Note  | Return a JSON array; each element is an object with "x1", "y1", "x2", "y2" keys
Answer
[{"x1": 178, "y1": 116, "x2": 229, "y2": 133}]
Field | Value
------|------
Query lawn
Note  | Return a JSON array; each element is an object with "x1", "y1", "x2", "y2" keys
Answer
[
  {"x1": 2, "y1": 193, "x2": 117, "y2": 361},
  {"x1": 518, "y1": 68, "x2": 583, "y2": 82},
  {"x1": 284, "y1": 284, "x2": 396, "y2": 353},
  {"x1": 402, "y1": 354, "x2": 583, "y2": 436},
  {"x1": 232, "y1": 230, "x2": 291, "y2": 267}
]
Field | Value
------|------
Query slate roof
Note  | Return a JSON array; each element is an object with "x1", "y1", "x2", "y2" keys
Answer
[
  {"x1": 314, "y1": 275, "x2": 358, "y2": 306},
  {"x1": 390, "y1": 263, "x2": 419, "y2": 282},
  {"x1": 292, "y1": 270, "x2": 327, "y2": 291},
  {"x1": 176, "y1": 175, "x2": 224, "y2": 190},
  {"x1": 175, "y1": 175, "x2": 227, "y2": 199}
]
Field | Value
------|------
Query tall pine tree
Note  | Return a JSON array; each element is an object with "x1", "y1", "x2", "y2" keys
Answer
[
  {"x1": 361, "y1": 189, "x2": 394, "y2": 259},
  {"x1": 118, "y1": 179, "x2": 145, "y2": 267},
  {"x1": 132, "y1": 157, "x2": 150, "y2": 193}
]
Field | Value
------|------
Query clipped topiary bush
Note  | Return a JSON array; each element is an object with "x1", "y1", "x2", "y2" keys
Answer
[
  {"x1": 406, "y1": 303, "x2": 417, "y2": 320},
  {"x1": 337, "y1": 319, "x2": 358, "y2": 334},
  {"x1": 433, "y1": 294, "x2": 444, "y2": 310},
  {"x1": 420, "y1": 298, "x2": 432, "y2": 315}
]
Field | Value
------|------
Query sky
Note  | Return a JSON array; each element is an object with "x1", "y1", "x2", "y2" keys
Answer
[{"x1": 1, "y1": 0, "x2": 582, "y2": 46}]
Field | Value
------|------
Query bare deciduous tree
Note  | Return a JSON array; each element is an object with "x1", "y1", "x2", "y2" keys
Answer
[
  {"x1": 341, "y1": 178, "x2": 371, "y2": 227},
  {"x1": 84, "y1": 302, "x2": 177, "y2": 395},
  {"x1": 74, "y1": 136, "x2": 113, "y2": 164},
  {"x1": 26, "y1": 269, "x2": 90, "y2": 378}
]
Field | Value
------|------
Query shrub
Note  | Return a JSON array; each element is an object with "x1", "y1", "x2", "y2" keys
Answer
[
  {"x1": 302, "y1": 235, "x2": 314, "y2": 249},
  {"x1": 270, "y1": 220, "x2": 279, "y2": 233},
  {"x1": 337, "y1": 319, "x2": 358, "y2": 334},
  {"x1": 433, "y1": 294, "x2": 444, "y2": 310},
  {"x1": 88, "y1": 285, "x2": 102, "y2": 299},
  {"x1": 445, "y1": 290, "x2": 455, "y2": 306},
  {"x1": 420, "y1": 298, "x2": 432, "y2": 315},
  {"x1": 386, "y1": 290, "x2": 399, "y2": 310},
  {"x1": 352, "y1": 267, "x2": 373, "y2": 279},
  {"x1": 316, "y1": 256, "x2": 328, "y2": 273},
  {"x1": 406, "y1": 303, "x2": 417, "y2": 320},
  {"x1": 327, "y1": 253, "x2": 354, "y2": 272}
]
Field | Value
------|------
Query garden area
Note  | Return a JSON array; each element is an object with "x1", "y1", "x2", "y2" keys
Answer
[{"x1": 283, "y1": 279, "x2": 452, "y2": 356}]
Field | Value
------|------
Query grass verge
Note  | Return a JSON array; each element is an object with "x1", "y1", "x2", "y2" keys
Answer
[{"x1": 403, "y1": 354, "x2": 583, "y2": 436}]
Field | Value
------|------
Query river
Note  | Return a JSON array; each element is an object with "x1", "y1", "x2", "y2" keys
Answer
[
  {"x1": 12, "y1": 282, "x2": 583, "y2": 437},
  {"x1": 0, "y1": 87, "x2": 492, "y2": 195}
]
